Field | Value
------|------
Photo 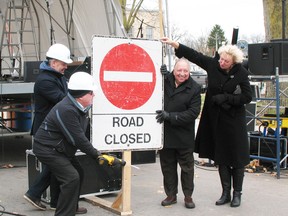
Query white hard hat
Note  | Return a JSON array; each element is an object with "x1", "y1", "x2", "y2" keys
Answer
[
  {"x1": 46, "y1": 43, "x2": 73, "y2": 64},
  {"x1": 68, "y1": 72, "x2": 97, "y2": 92}
]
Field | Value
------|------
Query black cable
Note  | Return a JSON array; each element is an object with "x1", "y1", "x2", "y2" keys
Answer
[
  {"x1": 0, "y1": 211, "x2": 26, "y2": 216},
  {"x1": 0, "y1": 204, "x2": 26, "y2": 216},
  {"x1": 0, "y1": 204, "x2": 4, "y2": 216}
]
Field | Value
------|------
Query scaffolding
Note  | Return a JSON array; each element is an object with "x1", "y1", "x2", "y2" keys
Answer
[
  {"x1": 0, "y1": 0, "x2": 40, "y2": 79},
  {"x1": 247, "y1": 68, "x2": 288, "y2": 179}
]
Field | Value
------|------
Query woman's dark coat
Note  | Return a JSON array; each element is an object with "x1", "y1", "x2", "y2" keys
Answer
[
  {"x1": 163, "y1": 72, "x2": 201, "y2": 149},
  {"x1": 175, "y1": 44, "x2": 252, "y2": 167}
]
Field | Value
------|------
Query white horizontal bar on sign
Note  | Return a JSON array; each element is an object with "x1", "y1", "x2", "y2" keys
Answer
[{"x1": 103, "y1": 71, "x2": 153, "y2": 82}]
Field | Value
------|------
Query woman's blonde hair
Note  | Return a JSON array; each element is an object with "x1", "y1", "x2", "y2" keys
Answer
[{"x1": 218, "y1": 45, "x2": 244, "y2": 64}]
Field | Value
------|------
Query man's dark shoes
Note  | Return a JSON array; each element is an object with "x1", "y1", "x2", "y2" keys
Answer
[
  {"x1": 184, "y1": 197, "x2": 195, "y2": 209},
  {"x1": 161, "y1": 196, "x2": 177, "y2": 206},
  {"x1": 50, "y1": 206, "x2": 87, "y2": 214},
  {"x1": 23, "y1": 193, "x2": 46, "y2": 210},
  {"x1": 76, "y1": 207, "x2": 88, "y2": 214}
]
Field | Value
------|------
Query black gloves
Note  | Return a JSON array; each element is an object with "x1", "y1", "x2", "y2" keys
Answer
[
  {"x1": 93, "y1": 149, "x2": 102, "y2": 159},
  {"x1": 156, "y1": 110, "x2": 170, "y2": 123},
  {"x1": 221, "y1": 103, "x2": 231, "y2": 110},
  {"x1": 160, "y1": 64, "x2": 169, "y2": 75},
  {"x1": 212, "y1": 93, "x2": 233, "y2": 110},
  {"x1": 211, "y1": 94, "x2": 227, "y2": 105}
]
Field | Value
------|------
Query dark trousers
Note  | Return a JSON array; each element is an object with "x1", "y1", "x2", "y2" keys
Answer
[
  {"x1": 26, "y1": 163, "x2": 59, "y2": 207},
  {"x1": 159, "y1": 148, "x2": 194, "y2": 197},
  {"x1": 34, "y1": 144, "x2": 84, "y2": 216}
]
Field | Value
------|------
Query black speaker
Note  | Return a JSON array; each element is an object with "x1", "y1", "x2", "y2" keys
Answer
[
  {"x1": 248, "y1": 41, "x2": 288, "y2": 75},
  {"x1": 64, "y1": 56, "x2": 91, "y2": 79},
  {"x1": 24, "y1": 61, "x2": 42, "y2": 82}
]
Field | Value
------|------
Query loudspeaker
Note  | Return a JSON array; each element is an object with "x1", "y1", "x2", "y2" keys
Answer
[
  {"x1": 248, "y1": 41, "x2": 288, "y2": 75},
  {"x1": 65, "y1": 56, "x2": 91, "y2": 79},
  {"x1": 24, "y1": 61, "x2": 41, "y2": 82}
]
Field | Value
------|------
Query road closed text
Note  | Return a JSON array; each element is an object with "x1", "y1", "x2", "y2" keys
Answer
[{"x1": 104, "y1": 116, "x2": 151, "y2": 145}]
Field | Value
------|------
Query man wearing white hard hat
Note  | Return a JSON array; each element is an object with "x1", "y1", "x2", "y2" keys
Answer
[
  {"x1": 31, "y1": 43, "x2": 72, "y2": 142},
  {"x1": 24, "y1": 44, "x2": 86, "y2": 214},
  {"x1": 32, "y1": 72, "x2": 100, "y2": 216}
]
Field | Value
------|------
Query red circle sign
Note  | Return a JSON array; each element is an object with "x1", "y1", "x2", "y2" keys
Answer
[{"x1": 100, "y1": 44, "x2": 156, "y2": 110}]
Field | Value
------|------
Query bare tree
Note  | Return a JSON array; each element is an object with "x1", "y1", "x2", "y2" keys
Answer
[
  {"x1": 170, "y1": 24, "x2": 187, "y2": 42},
  {"x1": 183, "y1": 34, "x2": 210, "y2": 55},
  {"x1": 168, "y1": 25, "x2": 211, "y2": 56},
  {"x1": 249, "y1": 34, "x2": 266, "y2": 43},
  {"x1": 119, "y1": 0, "x2": 145, "y2": 33}
]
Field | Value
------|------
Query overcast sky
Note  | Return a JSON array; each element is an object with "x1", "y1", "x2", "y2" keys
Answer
[{"x1": 141, "y1": 0, "x2": 265, "y2": 42}]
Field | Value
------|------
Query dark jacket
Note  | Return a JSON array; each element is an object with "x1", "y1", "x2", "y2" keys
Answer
[
  {"x1": 175, "y1": 43, "x2": 252, "y2": 167},
  {"x1": 31, "y1": 61, "x2": 68, "y2": 135},
  {"x1": 163, "y1": 72, "x2": 201, "y2": 149},
  {"x1": 33, "y1": 94, "x2": 99, "y2": 158}
]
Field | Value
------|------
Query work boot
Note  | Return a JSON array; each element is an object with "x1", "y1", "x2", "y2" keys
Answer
[
  {"x1": 216, "y1": 165, "x2": 231, "y2": 205},
  {"x1": 230, "y1": 191, "x2": 242, "y2": 207},
  {"x1": 184, "y1": 196, "x2": 195, "y2": 209},
  {"x1": 161, "y1": 196, "x2": 177, "y2": 206}
]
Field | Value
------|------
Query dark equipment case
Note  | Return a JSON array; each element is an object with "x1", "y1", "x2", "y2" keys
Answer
[{"x1": 26, "y1": 150, "x2": 122, "y2": 202}]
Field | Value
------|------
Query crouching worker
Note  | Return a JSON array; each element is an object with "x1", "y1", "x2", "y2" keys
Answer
[{"x1": 33, "y1": 72, "x2": 101, "y2": 216}]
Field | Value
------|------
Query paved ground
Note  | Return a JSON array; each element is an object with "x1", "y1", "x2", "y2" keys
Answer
[{"x1": 1, "y1": 134, "x2": 288, "y2": 216}]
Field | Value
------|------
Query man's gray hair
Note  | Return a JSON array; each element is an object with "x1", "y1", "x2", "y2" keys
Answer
[{"x1": 174, "y1": 57, "x2": 191, "y2": 71}]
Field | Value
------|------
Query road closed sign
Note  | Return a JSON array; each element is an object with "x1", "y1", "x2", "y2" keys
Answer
[{"x1": 91, "y1": 36, "x2": 163, "y2": 151}]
